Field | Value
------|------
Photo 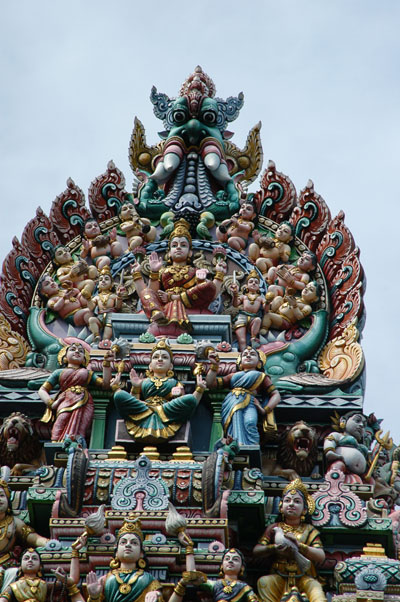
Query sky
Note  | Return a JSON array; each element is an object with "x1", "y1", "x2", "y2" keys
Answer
[{"x1": 1, "y1": 1, "x2": 399, "y2": 440}]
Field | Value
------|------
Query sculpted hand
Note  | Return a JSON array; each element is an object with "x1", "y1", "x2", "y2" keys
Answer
[
  {"x1": 208, "y1": 351, "x2": 220, "y2": 367},
  {"x1": 145, "y1": 592, "x2": 161, "y2": 602},
  {"x1": 171, "y1": 385, "x2": 184, "y2": 397},
  {"x1": 129, "y1": 368, "x2": 144, "y2": 388},
  {"x1": 51, "y1": 567, "x2": 72, "y2": 587},
  {"x1": 72, "y1": 533, "x2": 87, "y2": 551},
  {"x1": 196, "y1": 375, "x2": 207, "y2": 392},
  {"x1": 215, "y1": 261, "x2": 227, "y2": 275},
  {"x1": 149, "y1": 252, "x2": 163, "y2": 272},
  {"x1": 157, "y1": 290, "x2": 169, "y2": 303},
  {"x1": 131, "y1": 262, "x2": 142, "y2": 274},
  {"x1": 86, "y1": 571, "x2": 102, "y2": 598},
  {"x1": 110, "y1": 373, "x2": 122, "y2": 388},
  {"x1": 230, "y1": 283, "x2": 239, "y2": 295},
  {"x1": 109, "y1": 227, "x2": 117, "y2": 241}
]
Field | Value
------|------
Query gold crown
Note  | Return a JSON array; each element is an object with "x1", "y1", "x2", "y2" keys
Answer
[
  {"x1": 246, "y1": 269, "x2": 260, "y2": 282},
  {"x1": 151, "y1": 338, "x2": 173, "y2": 361},
  {"x1": 118, "y1": 517, "x2": 143, "y2": 542},
  {"x1": 169, "y1": 219, "x2": 192, "y2": 245},
  {"x1": 282, "y1": 478, "x2": 315, "y2": 515},
  {"x1": 100, "y1": 266, "x2": 112, "y2": 277},
  {"x1": 0, "y1": 479, "x2": 10, "y2": 500}
]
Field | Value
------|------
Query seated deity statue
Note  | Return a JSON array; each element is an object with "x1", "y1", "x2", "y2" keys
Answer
[
  {"x1": 324, "y1": 411, "x2": 369, "y2": 483},
  {"x1": 253, "y1": 479, "x2": 326, "y2": 602},
  {"x1": 53, "y1": 244, "x2": 98, "y2": 298},
  {"x1": 267, "y1": 251, "x2": 317, "y2": 298},
  {"x1": 216, "y1": 200, "x2": 257, "y2": 251},
  {"x1": 113, "y1": 339, "x2": 207, "y2": 442},
  {"x1": 118, "y1": 201, "x2": 157, "y2": 250},
  {"x1": 131, "y1": 219, "x2": 226, "y2": 331},
  {"x1": 80, "y1": 218, "x2": 123, "y2": 271},
  {"x1": 249, "y1": 221, "x2": 294, "y2": 275},
  {"x1": 261, "y1": 281, "x2": 321, "y2": 334}
]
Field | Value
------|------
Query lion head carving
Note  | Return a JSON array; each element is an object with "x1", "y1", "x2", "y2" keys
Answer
[
  {"x1": 275, "y1": 421, "x2": 319, "y2": 479},
  {"x1": 0, "y1": 412, "x2": 44, "y2": 475}
]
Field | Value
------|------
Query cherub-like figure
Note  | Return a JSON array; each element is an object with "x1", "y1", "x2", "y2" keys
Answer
[
  {"x1": 38, "y1": 343, "x2": 112, "y2": 442},
  {"x1": 261, "y1": 282, "x2": 321, "y2": 334},
  {"x1": 119, "y1": 201, "x2": 157, "y2": 250},
  {"x1": 253, "y1": 479, "x2": 326, "y2": 602},
  {"x1": 324, "y1": 411, "x2": 369, "y2": 483},
  {"x1": 131, "y1": 219, "x2": 226, "y2": 330},
  {"x1": 38, "y1": 274, "x2": 99, "y2": 333},
  {"x1": 231, "y1": 270, "x2": 266, "y2": 351},
  {"x1": 206, "y1": 348, "x2": 280, "y2": 447},
  {"x1": 114, "y1": 339, "x2": 207, "y2": 442},
  {"x1": 80, "y1": 218, "x2": 123, "y2": 270},
  {"x1": 249, "y1": 222, "x2": 294, "y2": 275},
  {"x1": 216, "y1": 200, "x2": 257, "y2": 251},
  {"x1": 88, "y1": 267, "x2": 126, "y2": 342},
  {"x1": 53, "y1": 244, "x2": 98, "y2": 298},
  {"x1": 0, "y1": 480, "x2": 48, "y2": 574},
  {"x1": 267, "y1": 251, "x2": 317, "y2": 298}
]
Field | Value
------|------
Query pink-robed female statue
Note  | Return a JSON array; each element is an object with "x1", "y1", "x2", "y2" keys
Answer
[{"x1": 38, "y1": 343, "x2": 112, "y2": 442}]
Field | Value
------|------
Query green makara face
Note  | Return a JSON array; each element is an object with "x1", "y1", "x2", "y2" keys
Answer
[{"x1": 168, "y1": 97, "x2": 224, "y2": 147}]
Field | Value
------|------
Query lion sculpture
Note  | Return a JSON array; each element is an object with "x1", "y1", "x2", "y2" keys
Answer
[
  {"x1": 263, "y1": 420, "x2": 319, "y2": 480},
  {"x1": 0, "y1": 412, "x2": 45, "y2": 475}
]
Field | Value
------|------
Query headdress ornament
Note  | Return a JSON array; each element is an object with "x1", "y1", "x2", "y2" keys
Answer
[
  {"x1": 118, "y1": 517, "x2": 143, "y2": 542},
  {"x1": 100, "y1": 266, "x2": 112, "y2": 277},
  {"x1": 179, "y1": 66, "x2": 216, "y2": 116},
  {"x1": 246, "y1": 269, "x2": 260, "y2": 282},
  {"x1": 57, "y1": 344, "x2": 90, "y2": 367},
  {"x1": 151, "y1": 339, "x2": 173, "y2": 362},
  {"x1": 0, "y1": 479, "x2": 10, "y2": 500},
  {"x1": 282, "y1": 478, "x2": 315, "y2": 515},
  {"x1": 168, "y1": 219, "x2": 192, "y2": 245}
]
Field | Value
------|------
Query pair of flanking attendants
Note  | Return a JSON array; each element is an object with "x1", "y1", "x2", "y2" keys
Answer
[{"x1": 0, "y1": 479, "x2": 325, "y2": 602}]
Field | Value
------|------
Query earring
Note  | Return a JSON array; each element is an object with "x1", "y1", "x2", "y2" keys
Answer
[
  {"x1": 300, "y1": 512, "x2": 306, "y2": 523},
  {"x1": 167, "y1": 370, "x2": 174, "y2": 378},
  {"x1": 138, "y1": 558, "x2": 146, "y2": 569},
  {"x1": 239, "y1": 567, "x2": 244, "y2": 577},
  {"x1": 110, "y1": 558, "x2": 120, "y2": 569}
]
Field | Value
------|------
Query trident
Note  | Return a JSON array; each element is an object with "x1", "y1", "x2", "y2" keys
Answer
[{"x1": 365, "y1": 429, "x2": 393, "y2": 480}]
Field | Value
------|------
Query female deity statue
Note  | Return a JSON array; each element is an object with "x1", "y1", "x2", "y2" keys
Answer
[
  {"x1": 206, "y1": 348, "x2": 281, "y2": 447},
  {"x1": 0, "y1": 480, "x2": 48, "y2": 590},
  {"x1": 113, "y1": 339, "x2": 207, "y2": 442},
  {"x1": 0, "y1": 547, "x2": 81, "y2": 602},
  {"x1": 253, "y1": 479, "x2": 326, "y2": 602},
  {"x1": 81, "y1": 518, "x2": 162, "y2": 602},
  {"x1": 131, "y1": 219, "x2": 226, "y2": 330},
  {"x1": 38, "y1": 343, "x2": 112, "y2": 442}
]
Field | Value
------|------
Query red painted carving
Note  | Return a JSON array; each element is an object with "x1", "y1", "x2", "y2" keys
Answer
[
  {"x1": 290, "y1": 180, "x2": 331, "y2": 253},
  {"x1": 88, "y1": 160, "x2": 128, "y2": 222},
  {"x1": 316, "y1": 211, "x2": 355, "y2": 284},
  {"x1": 49, "y1": 178, "x2": 91, "y2": 244},
  {"x1": 20, "y1": 207, "x2": 60, "y2": 278},
  {"x1": 253, "y1": 160, "x2": 297, "y2": 222}
]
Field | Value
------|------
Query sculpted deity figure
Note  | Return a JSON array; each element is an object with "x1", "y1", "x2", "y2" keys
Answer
[
  {"x1": 249, "y1": 222, "x2": 294, "y2": 275},
  {"x1": 261, "y1": 282, "x2": 321, "y2": 334},
  {"x1": 253, "y1": 479, "x2": 326, "y2": 602},
  {"x1": 267, "y1": 251, "x2": 317, "y2": 298},
  {"x1": 206, "y1": 348, "x2": 280, "y2": 447},
  {"x1": 324, "y1": 412, "x2": 369, "y2": 483},
  {"x1": 0, "y1": 547, "x2": 80, "y2": 602},
  {"x1": 118, "y1": 201, "x2": 157, "y2": 250},
  {"x1": 131, "y1": 219, "x2": 226, "y2": 330},
  {"x1": 53, "y1": 244, "x2": 98, "y2": 299},
  {"x1": 88, "y1": 267, "x2": 126, "y2": 342},
  {"x1": 38, "y1": 274, "x2": 100, "y2": 334},
  {"x1": 216, "y1": 200, "x2": 257, "y2": 251},
  {"x1": 113, "y1": 339, "x2": 207, "y2": 442},
  {"x1": 38, "y1": 343, "x2": 112, "y2": 442},
  {"x1": 230, "y1": 270, "x2": 266, "y2": 351},
  {"x1": 0, "y1": 481, "x2": 48, "y2": 579},
  {"x1": 79, "y1": 518, "x2": 162, "y2": 602},
  {"x1": 80, "y1": 218, "x2": 123, "y2": 271}
]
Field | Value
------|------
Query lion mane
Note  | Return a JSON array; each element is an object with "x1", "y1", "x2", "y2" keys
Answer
[
  {"x1": 275, "y1": 420, "x2": 319, "y2": 478},
  {"x1": 0, "y1": 412, "x2": 44, "y2": 474}
]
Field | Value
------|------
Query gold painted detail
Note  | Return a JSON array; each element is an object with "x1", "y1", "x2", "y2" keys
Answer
[
  {"x1": 361, "y1": 542, "x2": 387, "y2": 558},
  {"x1": 129, "y1": 117, "x2": 164, "y2": 173},
  {"x1": 107, "y1": 446, "x2": 128, "y2": 461},
  {"x1": 224, "y1": 122, "x2": 263, "y2": 183},
  {"x1": 318, "y1": 321, "x2": 364, "y2": 382},
  {"x1": 171, "y1": 446, "x2": 194, "y2": 462},
  {"x1": 0, "y1": 315, "x2": 30, "y2": 370}
]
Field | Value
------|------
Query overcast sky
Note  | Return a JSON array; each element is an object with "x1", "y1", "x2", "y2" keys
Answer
[{"x1": 1, "y1": 1, "x2": 399, "y2": 440}]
